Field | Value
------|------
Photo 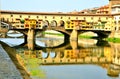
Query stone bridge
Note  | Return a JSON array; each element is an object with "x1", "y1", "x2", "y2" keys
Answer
[
  {"x1": 1, "y1": 10, "x2": 113, "y2": 50},
  {"x1": 0, "y1": 21, "x2": 111, "y2": 50}
]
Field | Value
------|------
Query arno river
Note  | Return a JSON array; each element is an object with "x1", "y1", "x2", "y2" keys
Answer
[{"x1": 0, "y1": 35, "x2": 120, "y2": 79}]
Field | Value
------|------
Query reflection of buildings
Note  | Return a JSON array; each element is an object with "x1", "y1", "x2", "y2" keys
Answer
[
  {"x1": 19, "y1": 42, "x2": 120, "y2": 77},
  {"x1": 21, "y1": 45, "x2": 120, "y2": 66},
  {"x1": 41, "y1": 47, "x2": 112, "y2": 65},
  {"x1": 110, "y1": 43, "x2": 120, "y2": 65},
  {"x1": 23, "y1": 50, "x2": 42, "y2": 59}
]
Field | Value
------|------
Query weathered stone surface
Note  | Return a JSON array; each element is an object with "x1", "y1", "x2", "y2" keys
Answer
[{"x1": 0, "y1": 44, "x2": 23, "y2": 79}]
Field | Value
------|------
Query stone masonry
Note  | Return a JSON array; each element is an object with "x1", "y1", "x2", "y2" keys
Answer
[{"x1": 0, "y1": 44, "x2": 23, "y2": 79}]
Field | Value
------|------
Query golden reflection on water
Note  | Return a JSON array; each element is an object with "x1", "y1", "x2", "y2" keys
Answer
[{"x1": 17, "y1": 40, "x2": 120, "y2": 78}]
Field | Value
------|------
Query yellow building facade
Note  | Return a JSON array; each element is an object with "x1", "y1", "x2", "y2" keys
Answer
[{"x1": 1, "y1": 10, "x2": 114, "y2": 30}]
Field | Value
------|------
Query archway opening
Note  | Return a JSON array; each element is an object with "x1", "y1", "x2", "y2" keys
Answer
[
  {"x1": 7, "y1": 30, "x2": 23, "y2": 38},
  {"x1": 42, "y1": 20, "x2": 49, "y2": 28},
  {"x1": 59, "y1": 20, "x2": 65, "y2": 27},
  {"x1": 36, "y1": 30, "x2": 64, "y2": 47},
  {"x1": 50, "y1": 20, "x2": 57, "y2": 27},
  {"x1": 78, "y1": 31, "x2": 98, "y2": 47},
  {"x1": 78, "y1": 31, "x2": 98, "y2": 39}
]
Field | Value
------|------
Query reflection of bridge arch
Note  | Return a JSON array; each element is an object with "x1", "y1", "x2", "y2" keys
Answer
[
  {"x1": 49, "y1": 51, "x2": 57, "y2": 59},
  {"x1": 42, "y1": 52, "x2": 49, "y2": 59},
  {"x1": 60, "y1": 52, "x2": 64, "y2": 58}
]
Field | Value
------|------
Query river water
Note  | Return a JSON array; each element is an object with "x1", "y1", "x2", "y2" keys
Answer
[{"x1": 0, "y1": 37, "x2": 120, "y2": 79}]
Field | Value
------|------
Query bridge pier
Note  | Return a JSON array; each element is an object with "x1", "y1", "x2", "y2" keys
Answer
[
  {"x1": 70, "y1": 40, "x2": 78, "y2": 50},
  {"x1": 70, "y1": 29, "x2": 78, "y2": 41},
  {"x1": 27, "y1": 29, "x2": 36, "y2": 50}
]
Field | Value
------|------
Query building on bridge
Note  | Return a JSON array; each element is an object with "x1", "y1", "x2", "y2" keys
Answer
[{"x1": 0, "y1": 10, "x2": 114, "y2": 30}]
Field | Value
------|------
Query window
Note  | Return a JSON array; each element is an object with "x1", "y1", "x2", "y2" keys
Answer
[
  {"x1": 68, "y1": 17, "x2": 71, "y2": 19},
  {"x1": 60, "y1": 17, "x2": 63, "y2": 19},
  {"x1": 11, "y1": 15, "x2": 13, "y2": 17},
  {"x1": 45, "y1": 16, "x2": 47, "y2": 19},
  {"x1": 106, "y1": 17, "x2": 108, "y2": 20},
  {"x1": 20, "y1": 15, "x2": 22, "y2": 18},
  {"x1": 99, "y1": 17, "x2": 101, "y2": 20},
  {"x1": 91, "y1": 17, "x2": 93, "y2": 20},
  {"x1": 76, "y1": 17, "x2": 78, "y2": 19},
  {"x1": 53, "y1": 16, "x2": 55, "y2": 19},
  {"x1": 28, "y1": 15, "x2": 30, "y2": 18},
  {"x1": 36, "y1": 16, "x2": 39, "y2": 18},
  {"x1": 84, "y1": 17, "x2": 86, "y2": 20}
]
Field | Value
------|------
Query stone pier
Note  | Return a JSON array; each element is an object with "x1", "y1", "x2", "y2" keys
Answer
[
  {"x1": 27, "y1": 29, "x2": 35, "y2": 50},
  {"x1": 70, "y1": 29, "x2": 78, "y2": 41}
]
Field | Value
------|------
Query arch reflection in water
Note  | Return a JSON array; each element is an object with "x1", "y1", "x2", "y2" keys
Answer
[
  {"x1": 36, "y1": 37, "x2": 64, "y2": 47},
  {"x1": 18, "y1": 40, "x2": 120, "y2": 78}
]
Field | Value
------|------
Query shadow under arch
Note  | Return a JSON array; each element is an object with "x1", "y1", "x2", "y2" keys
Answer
[
  {"x1": 96, "y1": 40, "x2": 110, "y2": 47},
  {"x1": 78, "y1": 30, "x2": 111, "y2": 39}
]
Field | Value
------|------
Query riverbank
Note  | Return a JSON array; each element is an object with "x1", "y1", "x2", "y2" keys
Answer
[{"x1": 0, "y1": 41, "x2": 32, "y2": 79}]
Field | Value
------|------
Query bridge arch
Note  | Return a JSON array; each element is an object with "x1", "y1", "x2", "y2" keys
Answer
[
  {"x1": 59, "y1": 52, "x2": 64, "y2": 58},
  {"x1": 42, "y1": 20, "x2": 49, "y2": 28},
  {"x1": 59, "y1": 20, "x2": 65, "y2": 27},
  {"x1": 78, "y1": 31, "x2": 97, "y2": 37},
  {"x1": 50, "y1": 20, "x2": 57, "y2": 27},
  {"x1": 78, "y1": 30, "x2": 110, "y2": 39}
]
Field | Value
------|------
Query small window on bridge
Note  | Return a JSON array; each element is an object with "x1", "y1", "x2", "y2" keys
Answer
[
  {"x1": 28, "y1": 16, "x2": 31, "y2": 18},
  {"x1": 53, "y1": 16, "x2": 55, "y2": 19},
  {"x1": 36, "y1": 16, "x2": 39, "y2": 18},
  {"x1": 60, "y1": 17, "x2": 63, "y2": 19},
  {"x1": 76, "y1": 17, "x2": 78, "y2": 19},
  {"x1": 11, "y1": 15, "x2": 13, "y2": 17},
  {"x1": 106, "y1": 17, "x2": 108, "y2": 20},
  {"x1": 91, "y1": 17, "x2": 93, "y2": 20},
  {"x1": 45, "y1": 16, "x2": 47, "y2": 19},
  {"x1": 21, "y1": 25, "x2": 24, "y2": 27},
  {"x1": 68, "y1": 17, "x2": 71, "y2": 19},
  {"x1": 84, "y1": 17, "x2": 86, "y2": 20},
  {"x1": 20, "y1": 15, "x2": 22, "y2": 18},
  {"x1": 39, "y1": 25, "x2": 41, "y2": 27}
]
